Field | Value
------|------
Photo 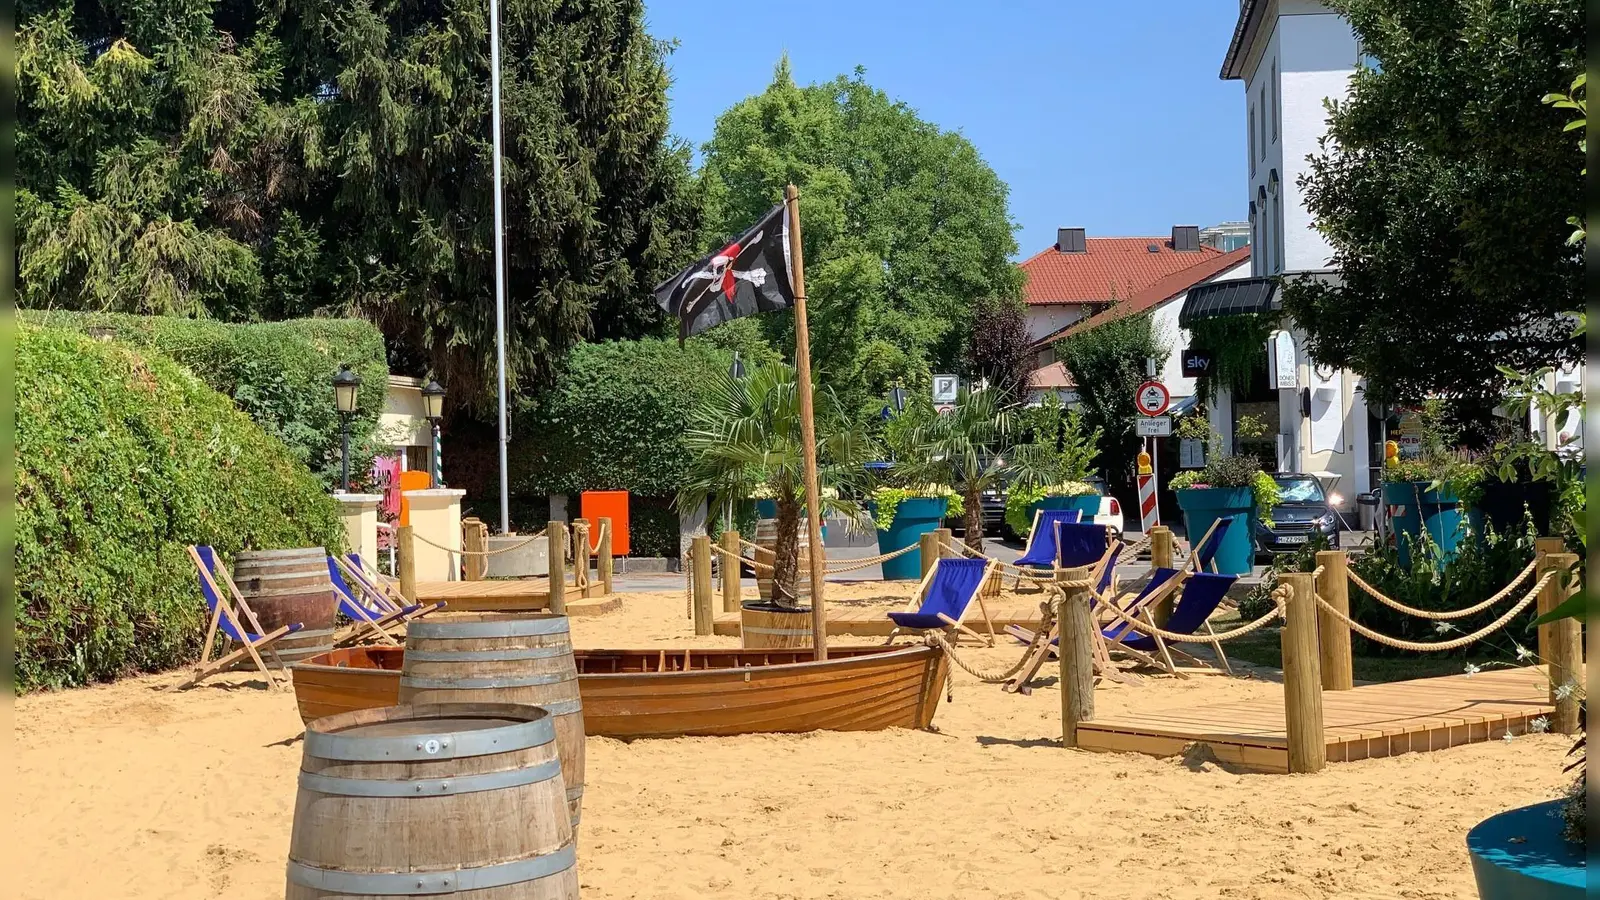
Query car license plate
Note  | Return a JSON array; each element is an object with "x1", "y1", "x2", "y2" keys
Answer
[{"x1": 1278, "y1": 534, "x2": 1308, "y2": 544}]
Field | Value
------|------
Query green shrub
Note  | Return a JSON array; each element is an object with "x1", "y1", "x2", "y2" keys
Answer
[
  {"x1": 21, "y1": 310, "x2": 388, "y2": 488},
  {"x1": 16, "y1": 326, "x2": 347, "y2": 691}
]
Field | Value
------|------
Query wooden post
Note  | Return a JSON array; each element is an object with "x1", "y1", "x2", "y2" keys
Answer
[
  {"x1": 598, "y1": 517, "x2": 614, "y2": 594},
  {"x1": 573, "y1": 518, "x2": 592, "y2": 597},
  {"x1": 1148, "y1": 526, "x2": 1175, "y2": 626},
  {"x1": 547, "y1": 521, "x2": 568, "y2": 615},
  {"x1": 1534, "y1": 537, "x2": 1566, "y2": 663},
  {"x1": 692, "y1": 535, "x2": 714, "y2": 636},
  {"x1": 920, "y1": 532, "x2": 940, "y2": 579},
  {"x1": 935, "y1": 528, "x2": 953, "y2": 558},
  {"x1": 784, "y1": 184, "x2": 829, "y2": 662},
  {"x1": 461, "y1": 517, "x2": 486, "y2": 581},
  {"x1": 1315, "y1": 550, "x2": 1354, "y2": 691},
  {"x1": 1056, "y1": 563, "x2": 1096, "y2": 748},
  {"x1": 1280, "y1": 572, "x2": 1325, "y2": 774},
  {"x1": 397, "y1": 525, "x2": 417, "y2": 603},
  {"x1": 1546, "y1": 552, "x2": 1581, "y2": 733},
  {"x1": 721, "y1": 529, "x2": 742, "y2": 612}
]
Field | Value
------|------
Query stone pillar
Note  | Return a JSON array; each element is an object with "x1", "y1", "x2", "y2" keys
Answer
[
  {"x1": 549, "y1": 493, "x2": 569, "y2": 523},
  {"x1": 332, "y1": 493, "x2": 383, "y2": 563},
  {"x1": 679, "y1": 499, "x2": 708, "y2": 564},
  {"x1": 403, "y1": 488, "x2": 467, "y2": 582}
]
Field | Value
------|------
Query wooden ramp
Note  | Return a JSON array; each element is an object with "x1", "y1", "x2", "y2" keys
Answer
[
  {"x1": 413, "y1": 579, "x2": 620, "y2": 616},
  {"x1": 1076, "y1": 667, "x2": 1554, "y2": 773},
  {"x1": 711, "y1": 602, "x2": 1048, "y2": 638}
]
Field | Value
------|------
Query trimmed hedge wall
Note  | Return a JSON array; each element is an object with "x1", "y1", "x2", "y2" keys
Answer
[
  {"x1": 16, "y1": 326, "x2": 348, "y2": 691},
  {"x1": 22, "y1": 310, "x2": 389, "y2": 489}
]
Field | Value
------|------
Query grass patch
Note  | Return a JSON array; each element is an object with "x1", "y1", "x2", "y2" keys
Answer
[{"x1": 1210, "y1": 612, "x2": 1515, "y2": 684}]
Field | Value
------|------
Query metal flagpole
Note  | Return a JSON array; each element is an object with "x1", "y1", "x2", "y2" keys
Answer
[
  {"x1": 784, "y1": 184, "x2": 829, "y2": 662},
  {"x1": 488, "y1": 0, "x2": 510, "y2": 534}
]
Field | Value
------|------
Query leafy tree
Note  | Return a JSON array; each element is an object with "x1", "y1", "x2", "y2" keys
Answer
[
  {"x1": 965, "y1": 297, "x2": 1034, "y2": 405},
  {"x1": 1282, "y1": 0, "x2": 1584, "y2": 403},
  {"x1": 17, "y1": 0, "x2": 700, "y2": 410},
  {"x1": 677, "y1": 362, "x2": 876, "y2": 608},
  {"x1": 889, "y1": 386, "x2": 1013, "y2": 552},
  {"x1": 1054, "y1": 313, "x2": 1165, "y2": 498},
  {"x1": 696, "y1": 59, "x2": 1023, "y2": 416}
]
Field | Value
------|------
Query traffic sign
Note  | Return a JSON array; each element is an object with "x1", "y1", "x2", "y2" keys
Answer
[
  {"x1": 1136, "y1": 415, "x2": 1172, "y2": 437},
  {"x1": 1134, "y1": 380, "x2": 1170, "y2": 416},
  {"x1": 932, "y1": 374, "x2": 959, "y2": 404}
]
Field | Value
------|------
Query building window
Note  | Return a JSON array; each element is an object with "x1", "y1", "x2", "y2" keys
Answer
[
  {"x1": 1274, "y1": 191, "x2": 1285, "y2": 273},
  {"x1": 1271, "y1": 61, "x2": 1279, "y2": 140},
  {"x1": 1258, "y1": 86, "x2": 1267, "y2": 159},
  {"x1": 1248, "y1": 106, "x2": 1256, "y2": 175},
  {"x1": 1248, "y1": 202, "x2": 1259, "y2": 275}
]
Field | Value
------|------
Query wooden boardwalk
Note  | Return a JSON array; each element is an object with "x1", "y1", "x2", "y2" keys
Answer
[
  {"x1": 1076, "y1": 666, "x2": 1555, "y2": 772},
  {"x1": 413, "y1": 579, "x2": 620, "y2": 616},
  {"x1": 711, "y1": 602, "x2": 1048, "y2": 638}
]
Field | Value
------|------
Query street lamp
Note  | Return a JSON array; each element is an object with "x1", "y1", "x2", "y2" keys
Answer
[
  {"x1": 421, "y1": 379, "x2": 446, "y2": 487},
  {"x1": 333, "y1": 365, "x2": 362, "y2": 492}
]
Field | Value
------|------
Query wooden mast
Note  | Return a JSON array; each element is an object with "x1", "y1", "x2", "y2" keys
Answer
[{"x1": 784, "y1": 184, "x2": 829, "y2": 662}]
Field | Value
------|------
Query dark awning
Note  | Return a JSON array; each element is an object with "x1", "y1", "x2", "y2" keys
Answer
[{"x1": 1178, "y1": 276, "x2": 1279, "y2": 327}]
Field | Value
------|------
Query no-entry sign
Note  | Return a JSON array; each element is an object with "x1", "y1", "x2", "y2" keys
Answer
[{"x1": 1134, "y1": 380, "x2": 1170, "y2": 417}]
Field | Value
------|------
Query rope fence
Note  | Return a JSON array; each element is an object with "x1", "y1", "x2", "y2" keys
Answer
[
  {"x1": 408, "y1": 529, "x2": 547, "y2": 557},
  {"x1": 925, "y1": 596, "x2": 1059, "y2": 683},
  {"x1": 1345, "y1": 559, "x2": 1539, "y2": 620},
  {"x1": 1312, "y1": 571, "x2": 1555, "y2": 654}
]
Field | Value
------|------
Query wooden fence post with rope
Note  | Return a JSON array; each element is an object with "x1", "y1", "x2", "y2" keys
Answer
[
  {"x1": 721, "y1": 530, "x2": 742, "y2": 612},
  {"x1": 920, "y1": 532, "x2": 940, "y2": 579},
  {"x1": 598, "y1": 517, "x2": 614, "y2": 594},
  {"x1": 1149, "y1": 526, "x2": 1174, "y2": 626},
  {"x1": 1534, "y1": 537, "x2": 1566, "y2": 663},
  {"x1": 1546, "y1": 552, "x2": 1581, "y2": 734},
  {"x1": 397, "y1": 524, "x2": 417, "y2": 603},
  {"x1": 692, "y1": 535, "x2": 714, "y2": 635},
  {"x1": 547, "y1": 521, "x2": 568, "y2": 615},
  {"x1": 462, "y1": 517, "x2": 488, "y2": 581},
  {"x1": 935, "y1": 528, "x2": 953, "y2": 559},
  {"x1": 1280, "y1": 572, "x2": 1325, "y2": 774},
  {"x1": 1315, "y1": 549, "x2": 1353, "y2": 691},
  {"x1": 573, "y1": 519, "x2": 592, "y2": 597},
  {"x1": 1057, "y1": 561, "x2": 1096, "y2": 748}
]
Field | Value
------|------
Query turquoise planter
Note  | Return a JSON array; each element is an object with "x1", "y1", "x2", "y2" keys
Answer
[
  {"x1": 1028, "y1": 494, "x2": 1102, "y2": 535},
  {"x1": 871, "y1": 496, "x2": 949, "y2": 580},
  {"x1": 1382, "y1": 481, "x2": 1468, "y2": 568},
  {"x1": 753, "y1": 499, "x2": 826, "y2": 540},
  {"x1": 1468, "y1": 800, "x2": 1584, "y2": 900},
  {"x1": 1175, "y1": 486, "x2": 1255, "y2": 576}
]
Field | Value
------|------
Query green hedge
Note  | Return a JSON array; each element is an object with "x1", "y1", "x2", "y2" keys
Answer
[
  {"x1": 22, "y1": 310, "x2": 389, "y2": 488},
  {"x1": 16, "y1": 326, "x2": 348, "y2": 691}
]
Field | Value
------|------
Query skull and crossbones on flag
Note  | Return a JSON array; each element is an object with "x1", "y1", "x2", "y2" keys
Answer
[{"x1": 654, "y1": 202, "x2": 795, "y2": 343}]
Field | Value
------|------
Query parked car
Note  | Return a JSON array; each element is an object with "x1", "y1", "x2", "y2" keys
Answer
[
  {"x1": 1083, "y1": 476, "x2": 1126, "y2": 536},
  {"x1": 1254, "y1": 473, "x2": 1340, "y2": 559}
]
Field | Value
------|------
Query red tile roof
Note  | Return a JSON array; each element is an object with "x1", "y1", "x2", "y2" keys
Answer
[
  {"x1": 1020, "y1": 238, "x2": 1229, "y2": 306},
  {"x1": 1028, "y1": 361, "x2": 1075, "y2": 390},
  {"x1": 1035, "y1": 245, "x2": 1253, "y2": 348}
]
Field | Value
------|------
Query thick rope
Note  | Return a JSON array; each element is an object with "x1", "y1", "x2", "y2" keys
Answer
[
  {"x1": 1312, "y1": 571, "x2": 1554, "y2": 653},
  {"x1": 1091, "y1": 583, "x2": 1292, "y2": 643},
  {"x1": 1346, "y1": 559, "x2": 1540, "y2": 621},
  {"x1": 923, "y1": 596, "x2": 1059, "y2": 683},
  {"x1": 408, "y1": 529, "x2": 547, "y2": 556}
]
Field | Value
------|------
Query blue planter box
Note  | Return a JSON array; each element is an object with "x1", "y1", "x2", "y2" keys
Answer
[
  {"x1": 1382, "y1": 481, "x2": 1468, "y2": 567},
  {"x1": 870, "y1": 496, "x2": 948, "y2": 581},
  {"x1": 1175, "y1": 486, "x2": 1255, "y2": 576},
  {"x1": 1468, "y1": 799, "x2": 1584, "y2": 900}
]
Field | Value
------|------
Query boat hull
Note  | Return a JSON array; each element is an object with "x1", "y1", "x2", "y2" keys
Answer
[{"x1": 292, "y1": 645, "x2": 948, "y2": 737}]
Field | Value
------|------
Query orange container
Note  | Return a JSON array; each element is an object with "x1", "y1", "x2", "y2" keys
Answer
[
  {"x1": 580, "y1": 491, "x2": 630, "y2": 556},
  {"x1": 396, "y1": 470, "x2": 433, "y2": 526}
]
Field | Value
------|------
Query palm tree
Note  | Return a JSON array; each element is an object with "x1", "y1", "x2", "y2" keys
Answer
[
  {"x1": 678, "y1": 361, "x2": 877, "y2": 608},
  {"x1": 891, "y1": 386, "x2": 1015, "y2": 552}
]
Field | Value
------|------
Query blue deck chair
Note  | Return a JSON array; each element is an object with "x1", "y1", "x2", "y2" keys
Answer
[
  {"x1": 328, "y1": 557, "x2": 412, "y2": 646},
  {"x1": 1187, "y1": 516, "x2": 1237, "y2": 574},
  {"x1": 337, "y1": 554, "x2": 444, "y2": 627},
  {"x1": 998, "y1": 539, "x2": 1132, "y2": 690},
  {"x1": 1015, "y1": 510, "x2": 1083, "y2": 568},
  {"x1": 1103, "y1": 571, "x2": 1238, "y2": 676},
  {"x1": 885, "y1": 556, "x2": 999, "y2": 646},
  {"x1": 173, "y1": 546, "x2": 303, "y2": 690}
]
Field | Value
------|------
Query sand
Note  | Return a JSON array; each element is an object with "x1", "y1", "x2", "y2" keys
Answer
[{"x1": 14, "y1": 585, "x2": 1572, "y2": 900}]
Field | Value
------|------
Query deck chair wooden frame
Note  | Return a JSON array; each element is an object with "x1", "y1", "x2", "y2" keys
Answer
[
  {"x1": 340, "y1": 554, "x2": 446, "y2": 624},
  {"x1": 1101, "y1": 578, "x2": 1234, "y2": 678},
  {"x1": 1002, "y1": 542, "x2": 1143, "y2": 692},
  {"x1": 883, "y1": 558, "x2": 999, "y2": 647},
  {"x1": 1185, "y1": 518, "x2": 1226, "y2": 574},
  {"x1": 329, "y1": 556, "x2": 409, "y2": 647},
  {"x1": 172, "y1": 547, "x2": 297, "y2": 691}
]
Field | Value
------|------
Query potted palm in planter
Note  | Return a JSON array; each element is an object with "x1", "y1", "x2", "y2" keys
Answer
[
  {"x1": 1004, "y1": 401, "x2": 1104, "y2": 539},
  {"x1": 1168, "y1": 415, "x2": 1279, "y2": 576},
  {"x1": 678, "y1": 362, "x2": 875, "y2": 645},
  {"x1": 1380, "y1": 450, "x2": 1484, "y2": 568}
]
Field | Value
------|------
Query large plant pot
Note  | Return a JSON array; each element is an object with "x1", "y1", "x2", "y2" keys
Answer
[
  {"x1": 1382, "y1": 481, "x2": 1469, "y2": 568},
  {"x1": 1175, "y1": 487, "x2": 1255, "y2": 576},
  {"x1": 1468, "y1": 799, "x2": 1584, "y2": 900},
  {"x1": 740, "y1": 601, "x2": 814, "y2": 649},
  {"x1": 1030, "y1": 494, "x2": 1102, "y2": 533},
  {"x1": 871, "y1": 497, "x2": 949, "y2": 581}
]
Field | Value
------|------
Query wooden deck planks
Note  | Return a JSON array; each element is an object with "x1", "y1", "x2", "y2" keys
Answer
[
  {"x1": 411, "y1": 579, "x2": 619, "y2": 615},
  {"x1": 1077, "y1": 666, "x2": 1554, "y2": 772}
]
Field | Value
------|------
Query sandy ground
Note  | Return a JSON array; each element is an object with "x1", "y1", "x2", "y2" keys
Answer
[{"x1": 14, "y1": 584, "x2": 1572, "y2": 900}]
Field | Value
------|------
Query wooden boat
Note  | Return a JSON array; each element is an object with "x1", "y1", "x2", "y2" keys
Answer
[{"x1": 291, "y1": 644, "x2": 948, "y2": 737}]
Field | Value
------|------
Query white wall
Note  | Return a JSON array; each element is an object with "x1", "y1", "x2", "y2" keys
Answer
[
  {"x1": 1150, "y1": 260, "x2": 1254, "y2": 397},
  {"x1": 1025, "y1": 305, "x2": 1091, "y2": 344}
]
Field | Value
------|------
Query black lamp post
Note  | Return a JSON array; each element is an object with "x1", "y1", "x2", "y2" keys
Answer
[
  {"x1": 421, "y1": 379, "x2": 446, "y2": 486},
  {"x1": 888, "y1": 385, "x2": 908, "y2": 414},
  {"x1": 333, "y1": 365, "x2": 362, "y2": 492}
]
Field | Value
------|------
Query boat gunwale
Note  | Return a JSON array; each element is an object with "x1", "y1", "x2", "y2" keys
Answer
[{"x1": 573, "y1": 644, "x2": 939, "y2": 681}]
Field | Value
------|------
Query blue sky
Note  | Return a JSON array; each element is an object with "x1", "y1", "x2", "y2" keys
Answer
[{"x1": 646, "y1": 0, "x2": 1248, "y2": 258}]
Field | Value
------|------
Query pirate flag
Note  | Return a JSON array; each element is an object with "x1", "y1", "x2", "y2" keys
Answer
[{"x1": 654, "y1": 203, "x2": 795, "y2": 343}]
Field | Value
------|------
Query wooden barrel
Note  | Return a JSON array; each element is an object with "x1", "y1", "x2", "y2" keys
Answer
[
  {"x1": 739, "y1": 601, "x2": 814, "y2": 649},
  {"x1": 754, "y1": 519, "x2": 823, "y2": 603},
  {"x1": 287, "y1": 702, "x2": 577, "y2": 899},
  {"x1": 231, "y1": 547, "x2": 337, "y2": 666},
  {"x1": 399, "y1": 613, "x2": 586, "y2": 834}
]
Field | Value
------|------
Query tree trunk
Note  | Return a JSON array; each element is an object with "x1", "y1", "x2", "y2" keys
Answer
[
  {"x1": 771, "y1": 495, "x2": 802, "y2": 609},
  {"x1": 963, "y1": 486, "x2": 984, "y2": 553}
]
